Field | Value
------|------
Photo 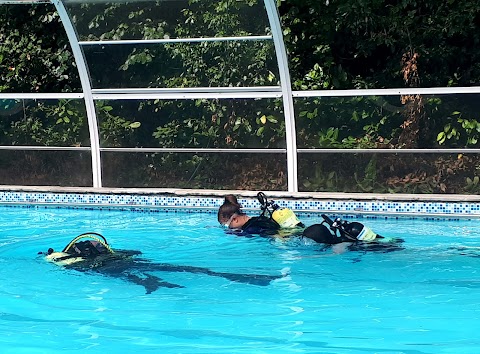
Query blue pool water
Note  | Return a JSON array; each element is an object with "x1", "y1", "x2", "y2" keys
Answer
[{"x1": 1, "y1": 206, "x2": 480, "y2": 353}]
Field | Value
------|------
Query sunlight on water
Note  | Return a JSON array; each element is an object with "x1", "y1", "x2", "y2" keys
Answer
[{"x1": 1, "y1": 206, "x2": 480, "y2": 353}]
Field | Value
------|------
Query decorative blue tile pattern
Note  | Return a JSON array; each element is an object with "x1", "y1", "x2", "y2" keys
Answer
[{"x1": 0, "y1": 191, "x2": 480, "y2": 217}]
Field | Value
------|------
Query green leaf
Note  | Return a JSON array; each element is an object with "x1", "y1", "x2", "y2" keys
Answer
[
  {"x1": 352, "y1": 111, "x2": 359, "y2": 121},
  {"x1": 129, "y1": 122, "x2": 141, "y2": 128},
  {"x1": 437, "y1": 131, "x2": 446, "y2": 144},
  {"x1": 266, "y1": 115, "x2": 278, "y2": 123}
]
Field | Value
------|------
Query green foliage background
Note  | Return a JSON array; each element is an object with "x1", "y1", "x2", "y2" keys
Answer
[{"x1": 1, "y1": 0, "x2": 480, "y2": 192}]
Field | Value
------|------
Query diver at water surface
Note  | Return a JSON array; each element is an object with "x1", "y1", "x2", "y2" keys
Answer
[
  {"x1": 39, "y1": 233, "x2": 285, "y2": 294},
  {"x1": 217, "y1": 193, "x2": 304, "y2": 236},
  {"x1": 218, "y1": 193, "x2": 404, "y2": 252}
]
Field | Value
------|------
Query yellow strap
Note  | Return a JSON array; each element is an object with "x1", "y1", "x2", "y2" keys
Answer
[{"x1": 62, "y1": 233, "x2": 114, "y2": 254}]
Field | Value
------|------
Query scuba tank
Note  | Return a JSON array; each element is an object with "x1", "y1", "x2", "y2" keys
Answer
[
  {"x1": 257, "y1": 192, "x2": 304, "y2": 228},
  {"x1": 320, "y1": 214, "x2": 379, "y2": 242},
  {"x1": 39, "y1": 232, "x2": 114, "y2": 266}
]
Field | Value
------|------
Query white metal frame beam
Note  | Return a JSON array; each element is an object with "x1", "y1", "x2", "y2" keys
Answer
[
  {"x1": 0, "y1": 0, "x2": 49, "y2": 3},
  {"x1": 52, "y1": 0, "x2": 102, "y2": 187},
  {"x1": 79, "y1": 35, "x2": 273, "y2": 46},
  {"x1": 264, "y1": 0, "x2": 298, "y2": 192},
  {"x1": 293, "y1": 86, "x2": 480, "y2": 97}
]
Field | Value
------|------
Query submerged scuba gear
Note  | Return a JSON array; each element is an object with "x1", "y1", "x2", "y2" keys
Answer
[
  {"x1": 303, "y1": 214, "x2": 402, "y2": 246},
  {"x1": 62, "y1": 232, "x2": 113, "y2": 254},
  {"x1": 40, "y1": 232, "x2": 285, "y2": 293},
  {"x1": 257, "y1": 192, "x2": 304, "y2": 228},
  {"x1": 320, "y1": 214, "x2": 380, "y2": 242},
  {"x1": 41, "y1": 232, "x2": 115, "y2": 266},
  {"x1": 303, "y1": 223, "x2": 345, "y2": 244}
]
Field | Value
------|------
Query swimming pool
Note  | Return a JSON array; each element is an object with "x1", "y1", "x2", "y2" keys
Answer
[{"x1": 1, "y1": 205, "x2": 480, "y2": 353}]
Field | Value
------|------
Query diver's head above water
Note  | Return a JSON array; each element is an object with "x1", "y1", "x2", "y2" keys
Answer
[{"x1": 217, "y1": 194, "x2": 251, "y2": 229}]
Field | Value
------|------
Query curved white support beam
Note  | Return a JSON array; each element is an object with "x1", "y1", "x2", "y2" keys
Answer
[
  {"x1": 52, "y1": 0, "x2": 102, "y2": 187},
  {"x1": 264, "y1": 0, "x2": 298, "y2": 192}
]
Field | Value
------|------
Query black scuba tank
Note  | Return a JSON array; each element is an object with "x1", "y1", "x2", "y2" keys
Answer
[
  {"x1": 342, "y1": 222, "x2": 364, "y2": 238},
  {"x1": 320, "y1": 214, "x2": 379, "y2": 242}
]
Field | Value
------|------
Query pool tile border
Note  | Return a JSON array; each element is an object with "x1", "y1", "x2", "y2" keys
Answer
[{"x1": 1, "y1": 190, "x2": 480, "y2": 218}]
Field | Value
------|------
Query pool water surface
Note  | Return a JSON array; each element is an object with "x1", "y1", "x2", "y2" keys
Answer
[{"x1": 0, "y1": 206, "x2": 479, "y2": 353}]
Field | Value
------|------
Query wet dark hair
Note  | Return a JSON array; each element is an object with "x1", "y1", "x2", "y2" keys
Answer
[{"x1": 217, "y1": 194, "x2": 244, "y2": 224}]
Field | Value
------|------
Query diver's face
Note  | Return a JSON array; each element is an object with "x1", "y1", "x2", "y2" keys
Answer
[
  {"x1": 223, "y1": 214, "x2": 248, "y2": 229},
  {"x1": 228, "y1": 214, "x2": 245, "y2": 229}
]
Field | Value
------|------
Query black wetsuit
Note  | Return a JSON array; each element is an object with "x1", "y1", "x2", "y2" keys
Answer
[
  {"x1": 303, "y1": 223, "x2": 405, "y2": 252},
  {"x1": 233, "y1": 216, "x2": 405, "y2": 254},
  {"x1": 232, "y1": 215, "x2": 281, "y2": 237},
  {"x1": 47, "y1": 240, "x2": 284, "y2": 294}
]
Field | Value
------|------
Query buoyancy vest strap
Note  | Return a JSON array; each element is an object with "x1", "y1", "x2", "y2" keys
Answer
[{"x1": 62, "y1": 232, "x2": 114, "y2": 254}]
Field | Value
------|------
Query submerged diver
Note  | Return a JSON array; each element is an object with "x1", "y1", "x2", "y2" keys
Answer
[
  {"x1": 217, "y1": 193, "x2": 404, "y2": 252},
  {"x1": 39, "y1": 233, "x2": 285, "y2": 294}
]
